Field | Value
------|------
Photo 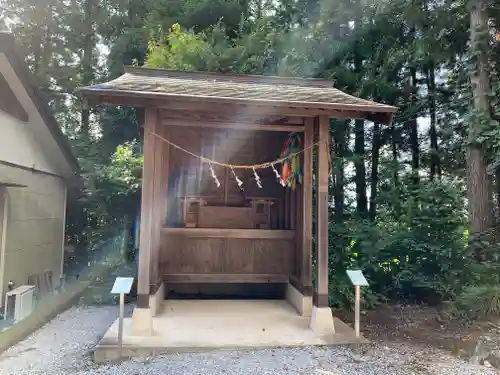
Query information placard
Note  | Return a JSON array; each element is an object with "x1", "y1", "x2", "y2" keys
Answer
[
  {"x1": 110, "y1": 277, "x2": 134, "y2": 294},
  {"x1": 346, "y1": 270, "x2": 369, "y2": 286}
]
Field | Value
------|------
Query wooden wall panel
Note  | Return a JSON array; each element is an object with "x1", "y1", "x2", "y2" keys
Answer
[{"x1": 159, "y1": 231, "x2": 294, "y2": 280}]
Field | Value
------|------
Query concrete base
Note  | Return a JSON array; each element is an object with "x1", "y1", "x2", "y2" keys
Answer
[
  {"x1": 95, "y1": 299, "x2": 367, "y2": 362},
  {"x1": 130, "y1": 307, "x2": 153, "y2": 336},
  {"x1": 285, "y1": 283, "x2": 312, "y2": 317},
  {"x1": 310, "y1": 306, "x2": 335, "y2": 337}
]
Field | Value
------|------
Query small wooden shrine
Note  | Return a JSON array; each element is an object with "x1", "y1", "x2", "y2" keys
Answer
[{"x1": 79, "y1": 68, "x2": 396, "y2": 336}]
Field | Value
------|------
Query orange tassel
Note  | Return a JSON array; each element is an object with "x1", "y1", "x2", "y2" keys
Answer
[{"x1": 282, "y1": 163, "x2": 290, "y2": 183}]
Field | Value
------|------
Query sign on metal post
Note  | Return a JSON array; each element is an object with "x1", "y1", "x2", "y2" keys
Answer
[
  {"x1": 346, "y1": 270, "x2": 369, "y2": 337},
  {"x1": 110, "y1": 277, "x2": 134, "y2": 359}
]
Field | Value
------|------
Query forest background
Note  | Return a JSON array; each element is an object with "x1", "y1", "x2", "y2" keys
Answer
[{"x1": 2, "y1": 0, "x2": 500, "y2": 319}]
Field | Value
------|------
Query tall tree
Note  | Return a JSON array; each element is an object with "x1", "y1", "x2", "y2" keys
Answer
[
  {"x1": 408, "y1": 67, "x2": 420, "y2": 181},
  {"x1": 426, "y1": 63, "x2": 441, "y2": 179},
  {"x1": 369, "y1": 121, "x2": 381, "y2": 221},
  {"x1": 467, "y1": 0, "x2": 494, "y2": 238},
  {"x1": 80, "y1": 0, "x2": 95, "y2": 138}
]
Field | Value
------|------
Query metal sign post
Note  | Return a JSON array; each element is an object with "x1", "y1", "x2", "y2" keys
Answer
[
  {"x1": 346, "y1": 270, "x2": 369, "y2": 337},
  {"x1": 110, "y1": 277, "x2": 134, "y2": 359}
]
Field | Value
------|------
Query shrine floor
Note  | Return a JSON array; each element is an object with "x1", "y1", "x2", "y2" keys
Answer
[{"x1": 93, "y1": 299, "x2": 367, "y2": 362}]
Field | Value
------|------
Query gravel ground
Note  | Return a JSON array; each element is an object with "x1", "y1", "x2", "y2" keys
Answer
[{"x1": 0, "y1": 306, "x2": 496, "y2": 375}]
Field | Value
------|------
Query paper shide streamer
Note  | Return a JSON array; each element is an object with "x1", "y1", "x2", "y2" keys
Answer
[
  {"x1": 231, "y1": 167, "x2": 244, "y2": 191},
  {"x1": 253, "y1": 168, "x2": 262, "y2": 188},
  {"x1": 271, "y1": 163, "x2": 286, "y2": 187},
  {"x1": 209, "y1": 163, "x2": 221, "y2": 188}
]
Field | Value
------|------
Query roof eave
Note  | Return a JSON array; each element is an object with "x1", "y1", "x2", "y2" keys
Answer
[{"x1": 79, "y1": 87, "x2": 397, "y2": 124}]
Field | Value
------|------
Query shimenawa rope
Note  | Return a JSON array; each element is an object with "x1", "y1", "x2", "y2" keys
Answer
[{"x1": 147, "y1": 130, "x2": 324, "y2": 170}]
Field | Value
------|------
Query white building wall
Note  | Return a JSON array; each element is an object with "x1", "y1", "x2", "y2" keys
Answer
[{"x1": 0, "y1": 164, "x2": 66, "y2": 307}]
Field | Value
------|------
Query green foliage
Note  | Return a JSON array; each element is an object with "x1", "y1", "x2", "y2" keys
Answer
[
  {"x1": 328, "y1": 176, "x2": 468, "y2": 309},
  {"x1": 145, "y1": 21, "x2": 289, "y2": 75},
  {"x1": 106, "y1": 142, "x2": 144, "y2": 190},
  {"x1": 446, "y1": 285, "x2": 500, "y2": 320}
]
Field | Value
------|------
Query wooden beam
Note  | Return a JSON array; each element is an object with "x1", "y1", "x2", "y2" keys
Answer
[
  {"x1": 162, "y1": 227, "x2": 295, "y2": 239},
  {"x1": 314, "y1": 115, "x2": 330, "y2": 308},
  {"x1": 164, "y1": 273, "x2": 289, "y2": 283},
  {"x1": 136, "y1": 107, "x2": 158, "y2": 308},
  {"x1": 160, "y1": 110, "x2": 304, "y2": 125},
  {"x1": 162, "y1": 117, "x2": 304, "y2": 132},
  {"x1": 301, "y1": 118, "x2": 314, "y2": 292},
  {"x1": 87, "y1": 94, "x2": 386, "y2": 121}
]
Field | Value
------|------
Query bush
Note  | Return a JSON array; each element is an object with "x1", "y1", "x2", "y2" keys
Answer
[
  {"x1": 445, "y1": 285, "x2": 500, "y2": 320},
  {"x1": 327, "y1": 176, "x2": 468, "y2": 309}
]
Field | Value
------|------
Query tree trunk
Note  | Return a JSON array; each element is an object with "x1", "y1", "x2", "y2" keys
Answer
[
  {"x1": 354, "y1": 119, "x2": 368, "y2": 216},
  {"x1": 426, "y1": 63, "x2": 441, "y2": 179},
  {"x1": 467, "y1": 0, "x2": 494, "y2": 239},
  {"x1": 333, "y1": 121, "x2": 347, "y2": 223},
  {"x1": 369, "y1": 122, "x2": 381, "y2": 221},
  {"x1": 391, "y1": 122, "x2": 399, "y2": 187},
  {"x1": 408, "y1": 67, "x2": 419, "y2": 183},
  {"x1": 81, "y1": 0, "x2": 94, "y2": 138},
  {"x1": 496, "y1": 168, "x2": 500, "y2": 217},
  {"x1": 353, "y1": 32, "x2": 367, "y2": 217}
]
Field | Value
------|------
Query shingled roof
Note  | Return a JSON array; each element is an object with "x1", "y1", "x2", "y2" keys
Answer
[{"x1": 80, "y1": 67, "x2": 397, "y2": 123}]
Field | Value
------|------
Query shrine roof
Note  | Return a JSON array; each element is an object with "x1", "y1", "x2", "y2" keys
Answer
[{"x1": 79, "y1": 67, "x2": 397, "y2": 124}]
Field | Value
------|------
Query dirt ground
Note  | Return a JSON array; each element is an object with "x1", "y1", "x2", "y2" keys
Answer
[{"x1": 337, "y1": 304, "x2": 500, "y2": 368}]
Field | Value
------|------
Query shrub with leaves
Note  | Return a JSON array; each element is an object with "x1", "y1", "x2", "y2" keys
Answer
[{"x1": 328, "y1": 175, "x2": 468, "y2": 309}]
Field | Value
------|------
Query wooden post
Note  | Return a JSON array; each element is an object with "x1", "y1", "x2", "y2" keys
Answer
[
  {"x1": 150, "y1": 110, "x2": 161, "y2": 292},
  {"x1": 295, "y1": 181, "x2": 303, "y2": 277},
  {"x1": 301, "y1": 117, "x2": 314, "y2": 293},
  {"x1": 118, "y1": 292, "x2": 124, "y2": 357},
  {"x1": 279, "y1": 191, "x2": 284, "y2": 229},
  {"x1": 136, "y1": 107, "x2": 157, "y2": 309},
  {"x1": 314, "y1": 116, "x2": 329, "y2": 307},
  {"x1": 150, "y1": 124, "x2": 170, "y2": 296},
  {"x1": 354, "y1": 285, "x2": 360, "y2": 337}
]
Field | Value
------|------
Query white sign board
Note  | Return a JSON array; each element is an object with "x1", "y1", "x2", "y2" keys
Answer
[
  {"x1": 110, "y1": 277, "x2": 134, "y2": 294},
  {"x1": 346, "y1": 270, "x2": 369, "y2": 286}
]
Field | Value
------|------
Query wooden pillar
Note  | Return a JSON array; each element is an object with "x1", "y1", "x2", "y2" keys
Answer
[
  {"x1": 137, "y1": 107, "x2": 157, "y2": 308},
  {"x1": 150, "y1": 122, "x2": 170, "y2": 295},
  {"x1": 279, "y1": 188, "x2": 285, "y2": 229},
  {"x1": 294, "y1": 180, "x2": 303, "y2": 277},
  {"x1": 290, "y1": 186, "x2": 296, "y2": 230},
  {"x1": 284, "y1": 189, "x2": 290, "y2": 229},
  {"x1": 314, "y1": 115, "x2": 329, "y2": 307},
  {"x1": 300, "y1": 117, "x2": 314, "y2": 294}
]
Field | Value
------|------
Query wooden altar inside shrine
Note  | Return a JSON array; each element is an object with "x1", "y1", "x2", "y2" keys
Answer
[{"x1": 79, "y1": 67, "x2": 396, "y2": 340}]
